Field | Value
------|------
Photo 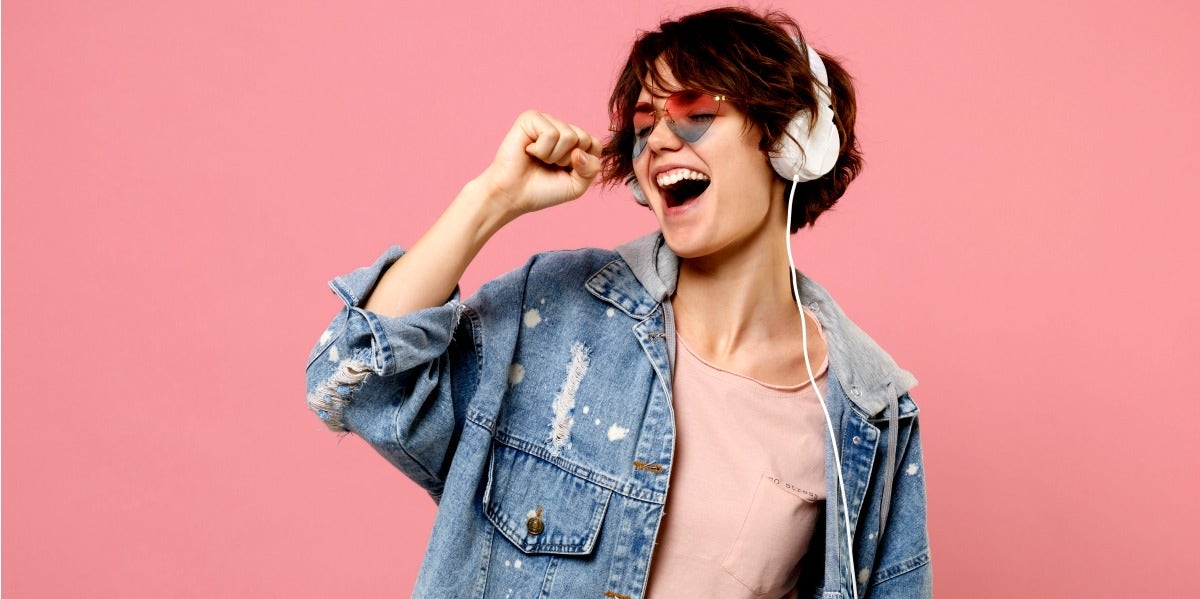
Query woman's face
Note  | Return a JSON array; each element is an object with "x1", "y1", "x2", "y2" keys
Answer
[{"x1": 632, "y1": 66, "x2": 787, "y2": 262}]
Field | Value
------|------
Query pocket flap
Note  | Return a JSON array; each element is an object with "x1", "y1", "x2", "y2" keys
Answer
[{"x1": 484, "y1": 443, "x2": 612, "y2": 556}]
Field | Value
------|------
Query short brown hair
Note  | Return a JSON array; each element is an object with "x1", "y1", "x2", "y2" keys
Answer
[{"x1": 600, "y1": 7, "x2": 863, "y2": 232}]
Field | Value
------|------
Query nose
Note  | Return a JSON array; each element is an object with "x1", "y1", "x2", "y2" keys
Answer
[{"x1": 644, "y1": 111, "x2": 684, "y2": 156}]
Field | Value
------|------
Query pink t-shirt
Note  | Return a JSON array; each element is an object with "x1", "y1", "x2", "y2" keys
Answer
[{"x1": 645, "y1": 308, "x2": 829, "y2": 599}]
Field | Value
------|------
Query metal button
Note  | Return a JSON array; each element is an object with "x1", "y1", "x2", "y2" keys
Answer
[
  {"x1": 526, "y1": 517, "x2": 544, "y2": 535},
  {"x1": 852, "y1": 436, "x2": 862, "y2": 445},
  {"x1": 526, "y1": 506, "x2": 544, "y2": 536}
]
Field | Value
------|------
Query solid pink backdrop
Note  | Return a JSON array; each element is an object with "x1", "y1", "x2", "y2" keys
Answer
[{"x1": 4, "y1": 1, "x2": 1198, "y2": 597}]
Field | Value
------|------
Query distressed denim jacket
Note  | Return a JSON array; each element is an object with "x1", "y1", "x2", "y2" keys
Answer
[{"x1": 305, "y1": 232, "x2": 932, "y2": 599}]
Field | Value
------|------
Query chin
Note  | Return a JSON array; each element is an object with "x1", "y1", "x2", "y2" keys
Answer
[{"x1": 659, "y1": 228, "x2": 719, "y2": 261}]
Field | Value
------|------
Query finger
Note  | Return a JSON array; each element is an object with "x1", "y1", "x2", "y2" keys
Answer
[
  {"x1": 541, "y1": 114, "x2": 581, "y2": 167},
  {"x1": 522, "y1": 112, "x2": 561, "y2": 164},
  {"x1": 567, "y1": 124, "x2": 603, "y2": 159},
  {"x1": 503, "y1": 109, "x2": 545, "y2": 151}
]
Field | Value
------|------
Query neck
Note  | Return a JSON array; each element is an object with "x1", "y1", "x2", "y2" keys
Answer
[{"x1": 673, "y1": 222, "x2": 803, "y2": 360}]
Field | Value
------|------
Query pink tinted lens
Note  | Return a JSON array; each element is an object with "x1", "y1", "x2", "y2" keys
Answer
[
  {"x1": 664, "y1": 91, "x2": 720, "y2": 143},
  {"x1": 631, "y1": 103, "x2": 656, "y2": 157},
  {"x1": 631, "y1": 105, "x2": 656, "y2": 137}
]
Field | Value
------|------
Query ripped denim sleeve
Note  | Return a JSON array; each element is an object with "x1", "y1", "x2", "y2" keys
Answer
[{"x1": 304, "y1": 246, "x2": 465, "y2": 434}]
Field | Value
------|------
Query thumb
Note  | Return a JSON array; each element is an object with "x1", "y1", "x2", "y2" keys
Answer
[{"x1": 571, "y1": 148, "x2": 601, "y2": 181}]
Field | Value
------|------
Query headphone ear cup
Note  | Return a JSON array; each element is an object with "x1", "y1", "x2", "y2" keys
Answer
[
  {"x1": 769, "y1": 116, "x2": 807, "y2": 180},
  {"x1": 770, "y1": 43, "x2": 841, "y2": 182},
  {"x1": 629, "y1": 178, "x2": 649, "y2": 206},
  {"x1": 769, "y1": 109, "x2": 839, "y2": 181}
]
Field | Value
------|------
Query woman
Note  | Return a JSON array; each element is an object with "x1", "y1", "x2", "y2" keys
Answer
[{"x1": 306, "y1": 7, "x2": 930, "y2": 598}]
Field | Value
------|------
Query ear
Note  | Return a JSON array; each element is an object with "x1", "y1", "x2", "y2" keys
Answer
[{"x1": 629, "y1": 178, "x2": 648, "y2": 206}]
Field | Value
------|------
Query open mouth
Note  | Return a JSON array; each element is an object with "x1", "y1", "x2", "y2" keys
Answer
[{"x1": 656, "y1": 168, "x2": 711, "y2": 208}]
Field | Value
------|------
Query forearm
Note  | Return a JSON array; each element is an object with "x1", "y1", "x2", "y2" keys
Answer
[
  {"x1": 363, "y1": 179, "x2": 515, "y2": 318},
  {"x1": 362, "y1": 109, "x2": 601, "y2": 317}
]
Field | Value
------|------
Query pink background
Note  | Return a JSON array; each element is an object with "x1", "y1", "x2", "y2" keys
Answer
[{"x1": 5, "y1": 1, "x2": 1198, "y2": 597}]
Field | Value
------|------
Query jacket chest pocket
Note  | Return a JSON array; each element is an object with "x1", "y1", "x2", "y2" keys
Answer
[{"x1": 483, "y1": 442, "x2": 613, "y2": 555}]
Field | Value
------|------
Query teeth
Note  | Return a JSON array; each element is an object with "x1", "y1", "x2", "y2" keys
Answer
[{"x1": 656, "y1": 168, "x2": 709, "y2": 188}]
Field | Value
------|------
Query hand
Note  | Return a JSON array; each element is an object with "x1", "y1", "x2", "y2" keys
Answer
[{"x1": 476, "y1": 110, "x2": 603, "y2": 217}]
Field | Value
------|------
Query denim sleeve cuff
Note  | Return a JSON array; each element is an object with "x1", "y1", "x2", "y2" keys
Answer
[{"x1": 328, "y1": 246, "x2": 465, "y2": 378}]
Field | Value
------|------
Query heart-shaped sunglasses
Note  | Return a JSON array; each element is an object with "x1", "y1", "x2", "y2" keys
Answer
[{"x1": 628, "y1": 91, "x2": 728, "y2": 159}]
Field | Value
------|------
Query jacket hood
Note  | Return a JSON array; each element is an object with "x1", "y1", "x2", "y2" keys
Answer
[{"x1": 614, "y1": 231, "x2": 917, "y2": 417}]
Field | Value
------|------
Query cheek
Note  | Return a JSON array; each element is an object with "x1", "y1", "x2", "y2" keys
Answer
[
  {"x1": 718, "y1": 154, "x2": 780, "y2": 217},
  {"x1": 731, "y1": 153, "x2": 778, "y2": 194},
  {"x1": 632, "y1": 154, "x2": 650, "y2": 182}
]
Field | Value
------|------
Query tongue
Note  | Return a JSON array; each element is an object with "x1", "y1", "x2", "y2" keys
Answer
[{"x1": 665, "y1": 179, "x2": 710, "y2": 207}]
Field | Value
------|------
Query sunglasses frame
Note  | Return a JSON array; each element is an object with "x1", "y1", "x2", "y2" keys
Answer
[{"x1": 627, "y1": 91, "x2": 730, "y2": 158}]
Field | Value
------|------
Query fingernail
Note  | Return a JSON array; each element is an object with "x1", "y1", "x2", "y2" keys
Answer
[{"x1": 578, "y1": 153, "x2": 589, "y2": 166}]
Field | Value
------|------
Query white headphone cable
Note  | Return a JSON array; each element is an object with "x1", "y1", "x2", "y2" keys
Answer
[{"x1": 786, "y1": 175, "x2": 859, "y2": 599}]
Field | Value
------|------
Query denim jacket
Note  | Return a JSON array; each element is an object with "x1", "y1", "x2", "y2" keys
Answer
[{"x1": 305, "y1": 232, "x2": 931, "y2": 598}]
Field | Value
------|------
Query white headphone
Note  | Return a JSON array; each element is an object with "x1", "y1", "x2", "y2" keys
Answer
[{"x1": 629, "y1": 42, "x2": 840, "y2": 205}]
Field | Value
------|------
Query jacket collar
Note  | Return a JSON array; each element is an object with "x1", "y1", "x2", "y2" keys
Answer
[{"x1": 586, "y1": 231, "x2": 917, "y2": 417}]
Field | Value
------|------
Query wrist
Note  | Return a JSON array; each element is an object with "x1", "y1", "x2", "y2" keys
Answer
[{"x1": 454, "y1": 178, "x2": 519, "y2": 241}]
